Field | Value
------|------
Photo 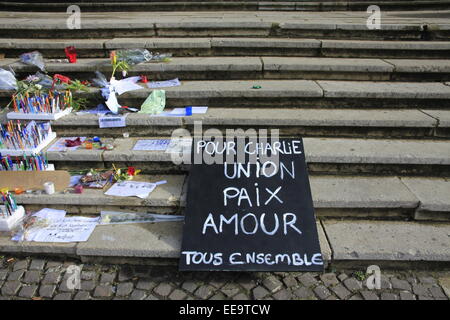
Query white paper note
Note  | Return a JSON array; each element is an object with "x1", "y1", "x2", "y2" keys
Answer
[
  {"x1": 11, "y1": 209, "x2": 98, "y2": 243},
  {"x1": 32, "y1": 217, "x2": 99, "y2": 243},
  {"x1": 133, "y1": 139, "x2": 170, "y2": 151},
  {"x1": 147, "y1": 78, "x2": 181, "y2": 89},
  {"x1": 98, "y1": 114, "x2": 127, "y2": 128},
  {"x1": 104, "y1": 181, "x2": 157, "y2": 199}
]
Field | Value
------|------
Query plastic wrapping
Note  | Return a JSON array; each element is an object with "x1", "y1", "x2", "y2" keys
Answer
[
  {"x1": 138, "y1": 89, "x2": 166, "y2": 115},
  {"x1": 91, "y1": 71, "x2": 110, "y2": 99},
  {"x1": 116, "y1": 49, "x2": 152, "y2": 65},
  {"x1": 150, "y1": 52, "x2": 172, "y2": 62},
  {"x1": 0, "y1": 68, "x2": 18, "y2": 90},
  {"x1": 20, "y1": 51, "x2": 46, "y2": 71},
  {"x1": 25, "y1": 71, "x2": 65, "y2": 91},
  {"x1": 91, "y1": 71, "x2": 109, "y2": 88}
]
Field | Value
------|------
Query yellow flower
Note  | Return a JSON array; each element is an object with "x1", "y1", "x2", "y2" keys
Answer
[{"x1": 110, "y1": 51, "x2": 117, "y2": 65}]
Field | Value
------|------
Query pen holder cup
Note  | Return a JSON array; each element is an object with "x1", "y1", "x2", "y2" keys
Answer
[{"x1": 0, "y1": 206, "x2": 25, "y2": 232}]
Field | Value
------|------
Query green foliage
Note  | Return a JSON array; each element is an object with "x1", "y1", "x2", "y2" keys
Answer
[
  {"x1": 66, "y1": 79, "x2": 89, "y2": 92},
  {"x1": 353, "y1": 271, "x2": 367, "y2": 281},
  {"x1": 111, "y1": 60, "x2": 131, "y2": 79},
  {"x1": 70, "y1": 96, "x2": 88, "y2": 112}
]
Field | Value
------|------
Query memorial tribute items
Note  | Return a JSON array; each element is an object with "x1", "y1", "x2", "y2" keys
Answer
[
  {"x1": 0, "y1": 153, "x2": 50, "y2": 171},
  {"x1": 0, "y1": 120, "x2": 55, "y2": 156},
  {"x1": 8, "y1": 90, "x2": 73, "y2": 120}
]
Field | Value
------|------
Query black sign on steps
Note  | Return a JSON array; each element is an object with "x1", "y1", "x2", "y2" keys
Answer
[{"x1": 179, "y1": 137, "x2": 323, "y2": 272}]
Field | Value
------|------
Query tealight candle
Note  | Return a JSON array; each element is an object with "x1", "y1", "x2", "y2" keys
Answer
[{"x1": 14, "y1": 188, "x2": 24, "y2": 195}]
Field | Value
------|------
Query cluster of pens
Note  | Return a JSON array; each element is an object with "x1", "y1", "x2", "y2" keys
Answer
[
  {"x1": 12, "y1": 90, "x2": 72, "y2": 114},
  {"x1": 0, "y1": 191, "x2": 18, "y2": 218},
  {"x1": 0, "y1": 120, "x2": 51, "y2": 150},
  {"x1": 0, "y1": 153, "x2": 48, "y2": 171}
]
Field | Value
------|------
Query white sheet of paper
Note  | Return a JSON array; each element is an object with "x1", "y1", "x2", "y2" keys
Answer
[
  {"x1": 147, "y1": 78, "x2": 180, "y2": 89},
  {"x1": 104, "y1": 181, "x2": 157, "y2": 199},
  {"x1": 171, "y1": 106, "x2": 208, "y2": 115},
  {"x1": 32, "y1": 217, "x2": 99, "y2": 243},
  {"x1": 98, "y1": 114, "x2": 127, "y2": 128},
  {"x1": 47, "y1": 137, "x2": 86, "y2": 152},
  {"x1": 105, "y1": 87, "x2": 121, "y2": 113},
  {"x1": 154, "y1": 106, "x2": 208, "y2": 117},
  {"x1": 33, "y1": 208, "x2": 67, "y2": 220},
  {"x1": 11, "y1": 208, "x2": 67, "y2": 242},
  {"x1": 113, "y1": 78, "x2": 143, "y2": 95},
  {"x1": 133, "y1": 139, "x2": 170, "y2": 151}
]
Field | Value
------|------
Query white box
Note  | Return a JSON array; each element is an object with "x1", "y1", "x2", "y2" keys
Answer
[
  {"x1": 7, "y1": 108, "x2": 72, "y2": 121},
  {"x1": 0, "y1": 131, "x2": 57, "y2": 157},
  {"x1": 0, "y1": 206, "x2": 25, "y2": 232}
]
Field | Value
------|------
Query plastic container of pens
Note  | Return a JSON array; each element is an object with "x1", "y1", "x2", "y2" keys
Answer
[
  {"x1": 0, "y1": 153, "x2": 54, "y2": 172},
  {"x1": 0, "y1": 120, "x2": 57, "y2": 156},
  {"x1": 0, "y1": 206, "x2": 25, "y2": 232},
  {"x1": 0, "y1": 191, "x2": 24, "y2": 232},
  {"x1": 7, "y1": 90, "x2": 73, "y2": 121}
]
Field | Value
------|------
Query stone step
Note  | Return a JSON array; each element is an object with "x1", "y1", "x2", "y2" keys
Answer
[
  {"x1": 0, "y1": 220, "x2": 332, "y2": 267},
  {"x1": 5, "y1": 57, "x2": 450, "y2": 82},
  {"x1": 1, "y1": 11, "x2": 448, "y2": 40},
  {"x1": 322, "y1": 219, "x2": 450, "y2": 268},
  {"x1": 3, "y1": 80, "x2": 450, "y2": 108},
  {"x1": 43, "y1": 136, "x2": 450, "y2": 176},
  {"x1": 1, "y1": 218, "x2": 449, "y2": 269},
  {"x1": 2, "y1": 0, "x2": 449, "y2": 12},
  {"x1": 2, "y1": 38, "x2": 450, "y2": 59},
  {"x1": 15, "y1": 174, "x2": 187, "y2": 215},
  {"x1": 13, "y1": 174, "x2": 450, "y2": 220},
  {"x1": 45, "y1": 107, "x2": 449, "y2": 139}
]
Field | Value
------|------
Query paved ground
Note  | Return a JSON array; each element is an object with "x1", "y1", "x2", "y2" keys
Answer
[{"x1": 0, "y1": 255, "x2": 448, "y2": 300}]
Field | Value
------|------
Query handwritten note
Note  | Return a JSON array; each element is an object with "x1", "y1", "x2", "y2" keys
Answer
[
  {"x1": 133, "y1": 139, "x2": 170, "y2": 151},
  {"x1": 32, "y1": 217, "x2": 99, "y2": 243},
  {"x1": 147, "y1": 78, "x2": 181, "y2": 89},
  {"x1": 11, "y1": 208, "x2": 98, "y2": 243},
  {"x1": 179, "y1": 138, "x2": 323, "y2": 271},
  {"x1": 104, "y1": 181, "x2": 157, "y2": 199}
]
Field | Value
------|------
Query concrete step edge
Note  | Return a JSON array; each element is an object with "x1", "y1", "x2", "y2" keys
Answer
[
  {"x1": 17, "y1": 175, "x2": 450, "y2": 213},
  {"x1": 42, "y1": 136, "x2": 450, "y2": 166},
  {"x1": 48, "y1": 107, "x2": 448, "y2": 128},
  {"x1": 1, "y1": 219, "x2": 449, "y2": 268},
  {"x1": 2, "y1": 80, "x2": 450, "y2": 100}
]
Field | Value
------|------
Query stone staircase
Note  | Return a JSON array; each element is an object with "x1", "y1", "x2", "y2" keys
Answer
[
  {"x1": 1, "y1": 0, "x2": 450, "y2": 12},
  {"x1": 0, "y1": 9, "x2": 449, "y2": 269}
]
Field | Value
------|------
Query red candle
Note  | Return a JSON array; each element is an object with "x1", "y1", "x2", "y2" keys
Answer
[{"x1": 65, "y1": 46, "x2": 77, "y2": 63}]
